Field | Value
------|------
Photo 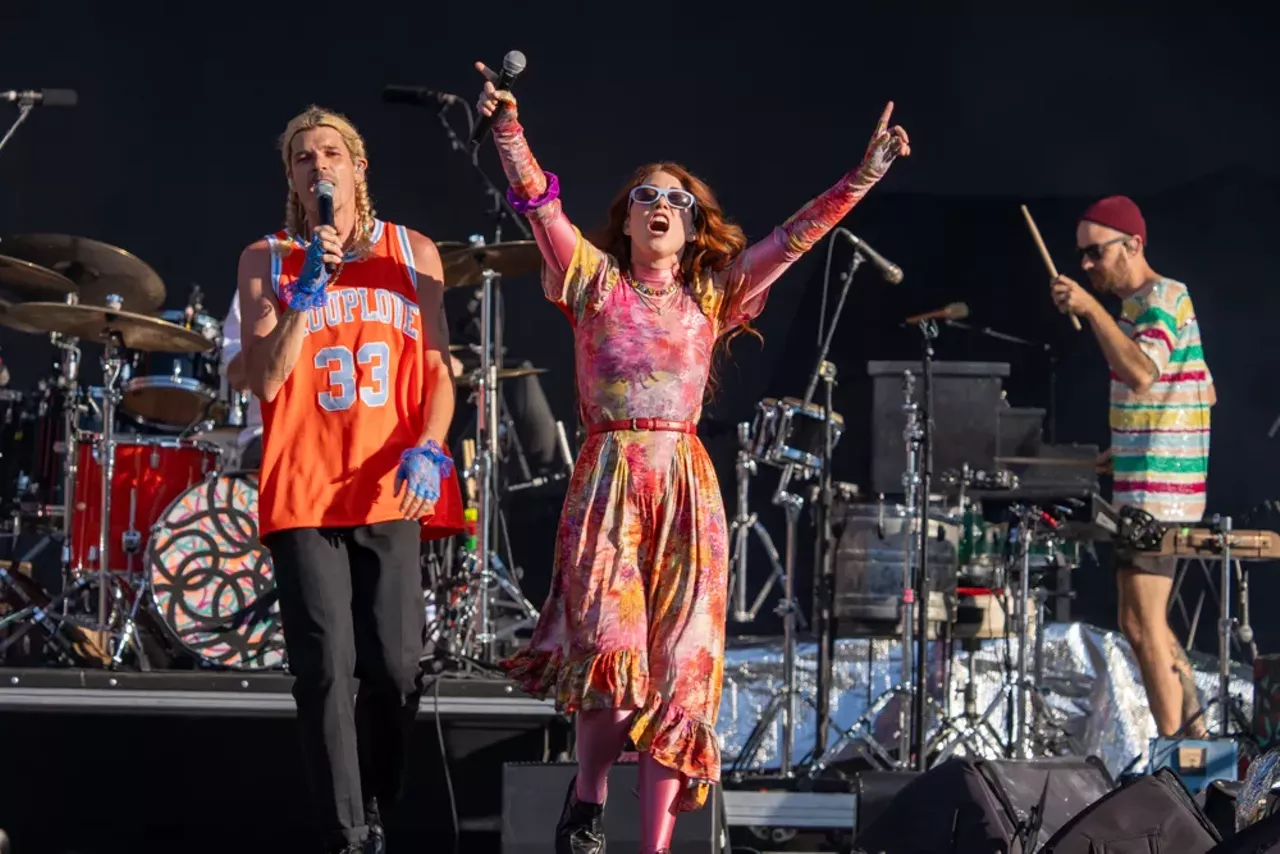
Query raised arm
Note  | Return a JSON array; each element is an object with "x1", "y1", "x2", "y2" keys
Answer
[
  {"x1": 475, "y1": 62, "x2": 578, "y2": 291},
  {"x1": 718, "y1": 103, "x2": 910, "y2": 329}
]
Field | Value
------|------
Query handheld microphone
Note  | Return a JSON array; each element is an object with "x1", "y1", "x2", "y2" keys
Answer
[
  {"x1": 470, "y1": 50, "x2": 527, "y2": 149},
  {"x1": 0, "y1": 89, "x2": 77, "y2": 107},
  {"x1": 383, "y1": 85, "x2": 459, "y2": 107},
  {"x1": 315, "y1": 180, "x2": 336, "y2": 273},
  {"x1": 839, "y1": 229, "x2": 903, "y2": 284}
]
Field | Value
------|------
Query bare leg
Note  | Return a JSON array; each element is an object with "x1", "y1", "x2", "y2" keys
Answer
[
  {"x1": 1171, "y1": 641, "x2": 1208, "y2": 737},
  {"x1": 575, "y1": 708, "x2": 634, "y2": 804},
  {"x1": 638, "y1": 752, "x2": 681, "y2": 853},
  {"x1": 1117, "y1": 568, "x2": 1183, "y2": 735}
]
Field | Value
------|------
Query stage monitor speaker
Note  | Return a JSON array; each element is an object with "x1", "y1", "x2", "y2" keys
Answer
[
  {"x1": 1042, "y1": 768, "x2": 1221, "y2": 853},
  {"x1": 1201, "y1": 779, "x2": 1245, "y2": 841},
  {"x1": 501, "y1": 761, "x2": 724, "y2": 854},
  {"x1": 1209, "y1": 807, "x2": 1280, "y2": 852},
  {"x1": 854, "y1": 770, "x2": 919, "y2": 834},
  {"x1": 853, "y1": 756, "x2": 1112, "y2": 853},
  {"x1": 867, "y1": 360, "x2": 1009, "y2": 496}
]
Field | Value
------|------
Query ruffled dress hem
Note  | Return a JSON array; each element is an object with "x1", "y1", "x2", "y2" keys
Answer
[{"x1": 500, "y1": 646, "x2": 721, "y2": 812}]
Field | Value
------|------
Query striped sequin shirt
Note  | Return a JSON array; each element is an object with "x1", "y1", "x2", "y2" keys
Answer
[{"x1": 1110, "y1": 278, "x2": 1212, "y2": 523}]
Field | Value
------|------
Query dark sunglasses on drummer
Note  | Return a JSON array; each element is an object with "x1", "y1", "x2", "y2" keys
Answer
[
  {"x1": 1076, "y1": 236, "x2": 1128, "y2": 262},
  {"x1": 629, "y1": 184, "x2": 697, "y2": 211}
]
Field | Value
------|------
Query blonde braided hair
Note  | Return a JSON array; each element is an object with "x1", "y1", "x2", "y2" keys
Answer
[{"x1": 279, "y1": 105, "x2": 377, "y2": 258}]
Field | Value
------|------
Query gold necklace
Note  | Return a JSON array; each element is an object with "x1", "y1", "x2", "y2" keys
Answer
[{"x1": 629, "y1": 274, "x2": 681, "y2": 314}]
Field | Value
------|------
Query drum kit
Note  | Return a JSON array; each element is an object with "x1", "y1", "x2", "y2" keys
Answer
[
  {"x1": 722, "y1": 246, "x2": 1103, "y2": 780},
  {"x1": 0, "y1": 231, "x2": 558, "y2": 674}
]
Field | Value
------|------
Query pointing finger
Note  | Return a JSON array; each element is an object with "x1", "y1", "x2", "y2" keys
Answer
[
  {"x1": 876, "y1": 102, "x2": 894, "y2": 136},
  {"x1": 474, "y1": 61, "x2": 498, "y2": 83}
]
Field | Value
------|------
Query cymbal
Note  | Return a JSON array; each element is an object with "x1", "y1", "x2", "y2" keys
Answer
[
  {"x1": 0, "y1": 302, "x2": 212, "y2": 353},
  {"x1": 994, "y1": 456, "x2": 1097, "y2": 468},
  {"x1": 441, "y1": 241, "x2": 541, "y2": 288},
  {"x1": 454, "y1": 366, "x2": 547, "y2": 387},
  {"x1": 0, "y1": 234, "x2": 165, "y2": 312},
  {"x1": 0, "y1": 254, "x2": 77, "y2": 301},
  {"x1": 0, "y1": 298, "x2": 46, "y2": 334}
]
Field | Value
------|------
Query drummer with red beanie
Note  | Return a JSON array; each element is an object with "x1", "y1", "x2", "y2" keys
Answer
[{"x1": 1050, "y1": 194, "x2": 1216, "y2": 739}]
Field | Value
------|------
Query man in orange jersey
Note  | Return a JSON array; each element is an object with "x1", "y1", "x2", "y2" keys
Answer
[{"x1": 238, "y1": 105, "x2": 458, "y2": 854}]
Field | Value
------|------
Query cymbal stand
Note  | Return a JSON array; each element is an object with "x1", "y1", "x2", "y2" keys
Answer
[
  {"x1": 452, "y1": 238, "x2": 539, "y2": 668},
  {"x1": 727, "y1": 422, "x2": 785, "y2": 623},
  {"x1": 729, "y1": 463, "x2": 811, "y2": 779}
]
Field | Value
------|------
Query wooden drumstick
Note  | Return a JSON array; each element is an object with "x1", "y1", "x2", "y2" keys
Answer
[{"x1": 1021, "y1": 204, "x2": 1082, "y2": 331}]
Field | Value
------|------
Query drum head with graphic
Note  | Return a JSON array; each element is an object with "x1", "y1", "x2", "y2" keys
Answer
[{"x1": 146, "y1": 472, "x2": 285, "y2": 670}]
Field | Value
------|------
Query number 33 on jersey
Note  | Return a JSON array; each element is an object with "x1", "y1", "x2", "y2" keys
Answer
[{"x1": 256, "y1": 220, "x2": 459, "y2": 536}]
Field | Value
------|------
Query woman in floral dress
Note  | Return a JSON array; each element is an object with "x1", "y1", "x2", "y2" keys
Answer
[{"x1": 476, "y1": 62, "x2": 909, "y2": 854}]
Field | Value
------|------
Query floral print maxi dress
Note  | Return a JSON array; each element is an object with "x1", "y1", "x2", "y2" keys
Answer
[{"x1": 501, "y1": 229, "x2": 741, "y2": 813}]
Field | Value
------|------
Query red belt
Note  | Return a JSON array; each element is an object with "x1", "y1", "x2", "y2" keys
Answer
[{"x1": 587, "y1": 418, "x2": 697, "y2": 435}]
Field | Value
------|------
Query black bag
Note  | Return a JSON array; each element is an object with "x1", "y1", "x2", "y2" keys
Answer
[{"x1": 1041, "y1": 768, "x2": 1221, "y2": 853}]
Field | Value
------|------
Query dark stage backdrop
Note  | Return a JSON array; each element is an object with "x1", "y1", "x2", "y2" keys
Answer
[{"x1": 0, "y1": 3, "x2": 1277, "y2": 649}]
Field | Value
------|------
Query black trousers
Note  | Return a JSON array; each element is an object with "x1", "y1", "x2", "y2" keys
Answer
[{"x1": 263, "y1": 520, "x2": 425, "y2": 848}]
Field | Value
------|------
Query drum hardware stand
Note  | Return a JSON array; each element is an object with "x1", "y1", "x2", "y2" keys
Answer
[
  {"x1": 1170, "y1": 514, "x2": 1254, "y2": 740},
  {"x1": 427, "y1": 95, "x2": 536, "y2": 667},
  {"x1": 808, "y1": 369, "x2": 934, "y2": 775},
  {"x1": 449, "y1": 238, "x2": 539, "y2": 669},
  {"x1": 726, "y1": 422, "x2": 786, "y2": 623},
  {"x1": 793, "y1": 235, "x2": 865, "y2": 765},
  {"x1": 729, "y1": 466, "x2": 811, "y2": 779},
  {"x1": 899, "y1": 319, "x2": 940, "y2": 769}
]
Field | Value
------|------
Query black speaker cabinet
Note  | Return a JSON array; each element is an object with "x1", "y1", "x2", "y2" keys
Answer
[{"x1": 501, "y1": 761, "x2": 724, "y2": 854}]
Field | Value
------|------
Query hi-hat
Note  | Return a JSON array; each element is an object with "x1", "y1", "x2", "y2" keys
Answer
[
  {"x1": 0, "y1": 234, "x2": 165, "y2": 312},
  {"x1": 0, "y1": 302, "x2": 212, "y2": 352},
  {"x1": 0, "y1": 255, "x2": 78, "y2": 301},
  {"x1": 454, "y1": 366, "x2": 547, "y2": 387},
  {"x1": 441, "y1": 241, "x2": 541, "y2": 288}
]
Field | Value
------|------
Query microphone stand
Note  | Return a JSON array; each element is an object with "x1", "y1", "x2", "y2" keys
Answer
[
  {"x1": 944, "y1": 319, "x2": 1058, "y2": 444},
  {"x1": 434, "y1": 101, "x2": 532, "y2": 240},
  {"x1": 0, "y1": 103, "x2": 33, "y2": 158},
  {"x1": 910, "y1": 318, "x2": 938, "y2": 771},
  {"x1": 801, "y1": 245, "x2": 865, "y2": 761}
]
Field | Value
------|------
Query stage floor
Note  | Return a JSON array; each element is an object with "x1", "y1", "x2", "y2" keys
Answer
[{"x1": 0, "y1": 665, "x2": 556, "y2": 718}]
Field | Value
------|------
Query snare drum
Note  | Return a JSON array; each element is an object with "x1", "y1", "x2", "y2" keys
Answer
[
  {"x1": 146, "y1": 472, "x2": 284, "y2": 670},
  {"x1": 121, "y1": 310, "x2": 223, "y2": 429},
  {"x1": 748, "y1": 396, "x2": 845, "y2": 471},
  {"x1": 69, "y1": 435, "x2": 220, "y2": 574}
]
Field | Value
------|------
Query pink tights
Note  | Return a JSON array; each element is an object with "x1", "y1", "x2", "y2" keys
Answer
[{"x1": 574, "y1": 709, "x2": 681, "y2": 853}]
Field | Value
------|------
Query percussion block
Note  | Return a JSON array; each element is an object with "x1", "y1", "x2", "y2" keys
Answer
[{"x1": 1150, "y1": 737, "x2": 1239, "y2": 794}]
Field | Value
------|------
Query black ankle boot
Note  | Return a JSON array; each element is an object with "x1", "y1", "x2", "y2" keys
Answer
[
  {"x1": 555, "y1": 776, "x2": 606, "y2": 854},
  {"x1": 365, "y1": 798, "x2": 386, "y2": 854}
]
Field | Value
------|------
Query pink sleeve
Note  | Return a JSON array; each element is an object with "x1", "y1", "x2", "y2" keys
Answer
[
  {"x1": 490, "y1": 101, "x2": 579, "y2": 304},
  {"x1": 716, "y1": 156, "x2": 893, "y2": 332}
]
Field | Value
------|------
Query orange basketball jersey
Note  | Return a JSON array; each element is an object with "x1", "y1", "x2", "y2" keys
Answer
[{"x1": 257, "y1": 219, "x2": 463, "y2": 540}]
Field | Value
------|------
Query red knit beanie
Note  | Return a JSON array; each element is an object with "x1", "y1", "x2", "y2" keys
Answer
[{"x1": 1079, "y1": 195, "x2": 1147, "y2": 246}]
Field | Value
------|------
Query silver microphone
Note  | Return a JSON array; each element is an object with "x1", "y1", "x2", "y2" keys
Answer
[
  {"x1": 1, "y1": 89, "x2": 78, "y2": 107},
  {"x1": 839, "y1": 229, "x2": 903, "y2": 284}
]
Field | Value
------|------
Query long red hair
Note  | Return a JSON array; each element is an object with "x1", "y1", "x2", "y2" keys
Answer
[{"x1": 596, "y1": 162, "x2": 761, "y2": 396}]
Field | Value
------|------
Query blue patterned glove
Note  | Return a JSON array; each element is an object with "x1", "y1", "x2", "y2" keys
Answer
[
  {"x1": 396, "y1": 440, "x2": 455, "y2": 505},
  {"x1": 280, "y1": 235, "x2": 331, "y2": 311}
]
